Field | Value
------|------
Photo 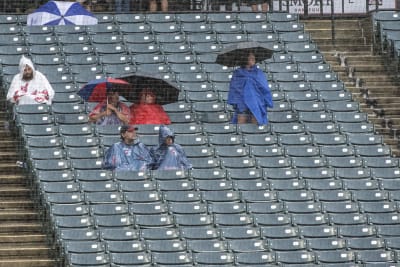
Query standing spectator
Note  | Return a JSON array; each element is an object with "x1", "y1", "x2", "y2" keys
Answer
[
  {"x1": 149, "y1": 0, "x2": 168, "y2": 11},
  {"x1": 151, "y1": 125, "x2": 192, "y2": 170},
  {"x1": 89, "y1": 88, "x2": 131, "y2": 126},
  {"x1": 103, "y1": 125, "x2": 153, "y2": 171},
  {"x1": 248, "y1": 0, "x2": 270, "y2": 12},
  {"x1": 7, "y1": 55, "x2": 54, "y2": 105},
  {"x1": 227, "y1": 52, "x2": 273, "y2": 125},
  {"x1": 115, "y1": 0, "x2": 131, "y2": 12}
]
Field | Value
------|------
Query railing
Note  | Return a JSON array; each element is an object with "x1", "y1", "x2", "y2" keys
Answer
[{"x1": 273, "y1": 0, "x2": 396, "y2": 16}]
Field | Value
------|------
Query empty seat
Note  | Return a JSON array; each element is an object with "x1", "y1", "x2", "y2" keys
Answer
[
  {"x1": 316, "y1": 250, "x2": 356, "y2": 264},
  {"x1": 237, "y1": 251, "x2": 276, "y2": 266},
  {"x1": 110, "y1": 251, "x2": 152, "y2": 266},
  {"x1": 269, "y1": 238, "x2": 307, "y2": 251},
  {"x1": 276, "y1": 251, "x2": 315, "y2": 265}
]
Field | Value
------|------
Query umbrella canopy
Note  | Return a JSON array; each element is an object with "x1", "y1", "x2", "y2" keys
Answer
[
  {"x1": 27, "y1": 1, "x2": 98, "y2": 26},
  {"x1": 216, "y1": 41, "x2": 274, "y2": 67},
  {"x1": 77, "y1": 77, "x2": 131, "y2": 102},
  {"x1": 119, "y1": 72, "x2": 180, "y2": 105}
]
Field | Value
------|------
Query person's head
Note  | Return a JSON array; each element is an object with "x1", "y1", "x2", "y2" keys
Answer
[
  {"x1": 107, "y1": 89, "x2": 119, "y2": 106},
  {"x1": 165, "y1": 135, "x2": 174, "y2": 146},
  {"x1": 22, "y1": 65, "x2": 34, "y2": 81},
  {"x1": 19, "y1": 55, "x2": 35, "y2": 81},
  {"x1": 158, "y1": 125, "x2": 175, "y2": 147},
  {"x1": 245, "y1": 52, "x2": 256, "y2": 68},
  {"x1": 120, "y1": 125, "x2": 138, "y2": 144},
  {"x1": 139, "y1": 88, "x2": 156, "y2": 104}
]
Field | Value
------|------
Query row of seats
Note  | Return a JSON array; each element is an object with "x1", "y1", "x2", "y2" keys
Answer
[
  {"x1": 62, "y1": 246, "x2": 399, "y2": 266},
  {"x1": 0, "y1": 12, "x2": 299, "y2": 26},
  {"x1": 33, "y1": 165, "x2": 400, "y2": 182},
  {"x1": 0, "y1": 20, "x2": 303, "y2": 35}
]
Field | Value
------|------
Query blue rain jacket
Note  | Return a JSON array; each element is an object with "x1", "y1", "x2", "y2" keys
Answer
[
  {"x1": 151, "y1": 125, "x2": 192, "y2": 170},
  {"x1": 103, "y1": 139, "x2": 152, "y2": 171},
  {"x1": 227, "y1": 65, "x2": 274, "y2": 125}
]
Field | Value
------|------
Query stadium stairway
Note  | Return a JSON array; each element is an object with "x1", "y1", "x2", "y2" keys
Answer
[
  {"x1": 304, "y1": 17, "x2": 400, "y2": 156},
  {"x1": 0, "y1": 108, "x2": 56, "y2": 266}
]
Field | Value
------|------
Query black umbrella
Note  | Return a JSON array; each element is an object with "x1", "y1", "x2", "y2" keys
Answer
[
  {"x1": 118, "y1": 72, "x2": 180, "y2": 105},
  {"x1": 216, "y1": 41, "x2": 274, "y2": 67}
]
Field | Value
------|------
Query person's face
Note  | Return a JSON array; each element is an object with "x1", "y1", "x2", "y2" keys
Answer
[
  {"x1": 141, "y1": 90, "x2": 156, "y2": 104},
  {"x1": 246, "y1": 53, "x2": 256, "y2": 68},
  {"x1": 107, "y1": 91, "x2": 119, "y2": 105},
  {"x1": 165, "y1": 136, "x2": 174, "y2": 146},
  {"x1": 22, "y1": 65, "x2": 33, "y2": 81},
  {"x1": 122, "y1": 128, "x2": 137, "y2": 143}
]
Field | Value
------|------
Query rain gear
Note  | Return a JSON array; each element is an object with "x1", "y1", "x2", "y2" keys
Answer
[
  {"x1": 130, "y1": 103, "x2": 171, "y2": 125},
  {"x1": 103, "y1": 139, "x2": 152, "y2": 171},
  {"x1": 89, "y1": 100, "x2": 131, "y2": 126},
  {"x1": 227, "y1": 65, "x2": 273, "y2": 125},
  {"x1": 7, "y1": 55, "x2": 54, "y2": 105},
  {"x1": 151, "y1": 125, "x2": 192, "y2": 170}
]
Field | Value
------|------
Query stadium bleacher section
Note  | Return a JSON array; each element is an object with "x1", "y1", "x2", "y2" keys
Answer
[{"x1": 1, "y1": 10, "x2": 400, "y2": 266}]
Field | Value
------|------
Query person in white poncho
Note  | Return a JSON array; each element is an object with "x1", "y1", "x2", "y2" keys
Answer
[{"x1": 7, "y1": 55, "x2": 54, "y2": 105}]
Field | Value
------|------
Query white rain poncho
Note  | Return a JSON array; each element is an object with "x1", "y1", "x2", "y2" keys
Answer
[{"x1": 7, "y1": 55, "x2": 54, "y2": 105}]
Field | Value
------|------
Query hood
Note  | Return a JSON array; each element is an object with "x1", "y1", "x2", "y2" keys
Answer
[
  {"x1": 18, "y1": 55, "x2": 35, "y2": 76},
  {"x1": 158, "y1": 125, "x2": 174, "y2": 145}
]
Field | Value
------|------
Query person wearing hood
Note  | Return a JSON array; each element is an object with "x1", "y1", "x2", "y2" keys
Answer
[
  {"x1": 228, "y1": 51, "x2": 273, "y2": 125},
  {"x1": 7, "y1": 55, "x2": 54, "y2": 105},
  {"x1": 151, "y1": 125, "x2": 192, "y2": 171},
  {"x1": 103, "y1": 124, "x2": 153, "y2": 171}
]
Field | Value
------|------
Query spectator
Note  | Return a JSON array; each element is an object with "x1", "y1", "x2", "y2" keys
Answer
[
  {"x1": 151, "y1": 125, "x2": 192, "y2": 170},
  {"x1": 130, "y1": 88, "x2": 171, "y2": 125},
  {"x1": 149, "y1": 0, "x2": 168, "y2": 11},
  {"x1": 103, "y1": 124, "x2": 153, "y2": 171},
  {"x1": 7, "y1": 55, "x2": 54, "y2": 105},
  {"x1": 89, "y1": 88, "x2": 131, "y2": 126},
  {"x1": 227, "y1": 51, "x2": 273, "y2": 125},
  {"x1": 248, "y1": 0, "x2": 270, "y2": 12},
  {"x1": 115, "y1": 0, "x2": 130, "y2": 12}
]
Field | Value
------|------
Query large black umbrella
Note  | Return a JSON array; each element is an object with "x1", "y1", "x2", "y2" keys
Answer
[
  {"x1": 216, "y1": 41, "x2": 274, "y2": 67},
  {"x1": 119, "y1": 72, "x2": 180, "y2": 105}
]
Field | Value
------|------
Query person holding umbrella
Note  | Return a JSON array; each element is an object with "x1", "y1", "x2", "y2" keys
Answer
[
  {"x1": 103, "y1": 124, "x2": 153, "y2": 171},
  {"x1": 227, "y1": 51, "x2": 274, "y2": 125},
  {"x1": 88, "y1": 88, "x2": 131, "y2": 126}
]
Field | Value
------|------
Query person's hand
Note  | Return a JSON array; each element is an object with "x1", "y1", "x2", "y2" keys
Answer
[{"x1": 107, "y1": 104, "x2": 117, "y2": 113}]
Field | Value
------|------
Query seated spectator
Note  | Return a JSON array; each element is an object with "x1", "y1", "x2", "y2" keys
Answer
[
  {"x1": 103, "y1": 125, "x2": 153, "y2": 171},
  {"x1": 151, "y1": 125, "x2": 192, "y2": 170},
  {"x1": 149, "y1": 0, "x2": 168, "y2": 11},
  {"x1": 7, "y1": 55, "x2": 54, "y2": 105},
  {"x1": 130, "y1": 88, "x2": 171, "y2": 125},
  {"x1": 89, "y1": 88, "x2": 130, "y2": 126}
]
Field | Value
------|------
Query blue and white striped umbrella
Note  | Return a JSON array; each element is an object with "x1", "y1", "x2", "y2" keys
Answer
[{"x1": 27, "y1": 1, "x2": 98, "y2": 26}]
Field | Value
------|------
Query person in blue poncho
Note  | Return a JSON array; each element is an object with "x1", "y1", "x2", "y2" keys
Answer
[
  {"x1": 151, "y1": 125, "x2": 192, "y2": 171},
  {"x1": 227, "y1": 51, "x2": 274, "y2": 125},
  {"x1": 103, "y1": 125, "x2": 153, "y2": 171}
]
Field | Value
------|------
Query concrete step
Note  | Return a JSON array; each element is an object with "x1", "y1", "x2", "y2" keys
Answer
[
  {"x1": 0, "y1": 199, "x2": 35, "y2": 210},
  {"x1": 0, "y1": 173, "x2": 26, "y2": 184},
  {"x1": 0, "y1": 210, "x2": 39, "y2": 221},
  {"x1": 0, "y1": 222, "x2": 43, "y2": 233},
  {"x1": 0, "y1": 186, "x2": 31, "y2": 197},
  {"x1": 0, "y1": 258, "x2": 56, "y2": 267},
  {"x1": 0, "y1": 233, "x2": 47, "y2": 243},
  {"x1": 0, "y1": 245, "x2": 51, "y2": 257}
]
